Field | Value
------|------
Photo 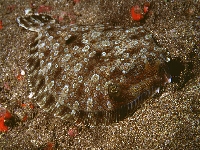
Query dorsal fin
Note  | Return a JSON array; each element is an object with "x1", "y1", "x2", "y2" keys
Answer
[{"x1": 17, "y1": 14, "x2": 55, "y2": 32}]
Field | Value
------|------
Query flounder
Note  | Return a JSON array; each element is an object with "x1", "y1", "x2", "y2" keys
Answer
[{"x1": 17, "y1": 14, "x2": 170, "y2": 125}]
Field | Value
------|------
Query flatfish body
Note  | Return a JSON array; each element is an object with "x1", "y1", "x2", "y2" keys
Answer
[{"x1": 17, "y1": 14, "x2": 170, "y2": 125}]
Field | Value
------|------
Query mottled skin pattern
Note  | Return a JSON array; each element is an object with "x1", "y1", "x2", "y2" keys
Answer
[{"x1": 17, "y1": 14, "x2": 169, "y2": 124}]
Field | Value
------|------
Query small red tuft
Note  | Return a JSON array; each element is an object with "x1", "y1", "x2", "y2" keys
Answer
[
  {"x1": 143, "y1": 2, "x2": 150, "y2": 13},
  {"x1": 4, "y1": 111, "x2": 11, "y2": 119},
  {"x1": 68, "y1": 127, "x2": 78, "y2": 137},
  {"x1": 0, "y1": 20, "x2": 3, "y2": 30},
  {"x1": 29, "y1": 103, "x2": 34, "y2": 109},
  {"x1": 21, "y1": 103, "x2": 26, "y2": 108},
  {"x1": 6, "y1": 5, "x2": 16, "y2": 13},
  {"x1": 73, "y1": 0, "x2": 80, "y2": 4},
  {"x1": 21, "y1": 102, "x2": 34, "y2": 109},
  {"x1": 17, "y1": 74, "x2": 23, "y2": 81},
  {"x1": 130, "y1": 5, "x2": 144, "y2": 21},
  {"x1": 22, "y1": 114, "x2": 28, "y2": 122},
  {"x1": 3, "y1": 82, "x2": 10, "y2": 90},
  {"x1": 44, "y1": 142, "x2": 54, "y2": 150},
  {"x1": 58, "y1": 11, "x2": 67, "y2": 23},
  {"x1": 38, "y1": 5, "x2": 52, "y2": 14}
]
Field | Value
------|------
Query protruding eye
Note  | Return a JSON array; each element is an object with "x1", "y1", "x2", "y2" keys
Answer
[
  {"x1": 108, "y1": 83, "x2": 121, "y2": 100},
  {"x1": 166, "y1": 58, "x2": 184, "y2": 83}
]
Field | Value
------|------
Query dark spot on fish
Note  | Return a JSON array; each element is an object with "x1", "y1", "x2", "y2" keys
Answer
[{"x1": 65, "y1": 35, "x2": 77, "y2": 45}]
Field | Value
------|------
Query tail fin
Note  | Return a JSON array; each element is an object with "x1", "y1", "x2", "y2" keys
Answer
[{"x1": 17, "y1": 14, "x2": 55, "y2": 32}]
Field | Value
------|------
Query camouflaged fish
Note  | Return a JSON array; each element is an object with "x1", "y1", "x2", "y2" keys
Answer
[{"x1": 17, "y1": 14, "x2": 171, "y2": 125}]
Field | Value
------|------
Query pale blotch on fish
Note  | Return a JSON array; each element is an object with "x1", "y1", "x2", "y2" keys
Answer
[{"x1": 17, "y1": 14, "x2": 170, "y2": 125}]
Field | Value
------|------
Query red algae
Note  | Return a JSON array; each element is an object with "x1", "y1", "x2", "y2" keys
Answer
[
  {"x1": 0, "y1": 109, "x2": 11, "y2": 132},
  {"x1": 131, "y1": 2, "x2": 150, "y2": 21},
  {"x1": 130, "y1": 5, "x2": 144, "y2": 21}
]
